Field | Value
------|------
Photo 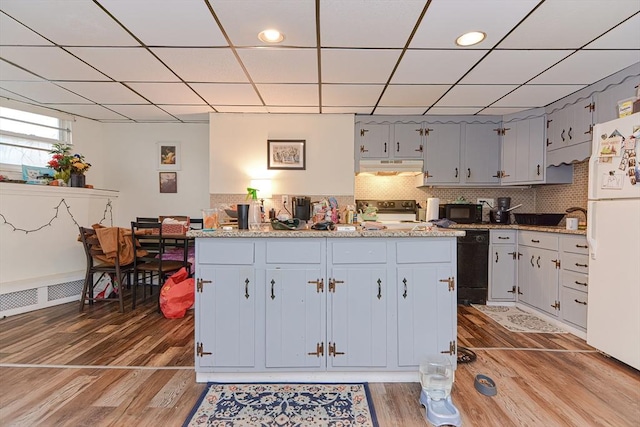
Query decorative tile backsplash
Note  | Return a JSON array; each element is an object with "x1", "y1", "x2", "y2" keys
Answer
[{"x1": 210, "y1": 161, "x2": 588, "y2": 223}]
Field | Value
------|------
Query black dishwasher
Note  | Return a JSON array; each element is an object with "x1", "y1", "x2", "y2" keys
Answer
[{"x1": 457, "y1": 230, "x2": 489, "y2": 305}]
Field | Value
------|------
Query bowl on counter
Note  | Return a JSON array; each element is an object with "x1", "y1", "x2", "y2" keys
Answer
[
  {"x1": 513, "y1": 213, "x2": 565, "y2": 226},
  {"x1": 224, "y1": 209, "x2": 238, "y2": 219}
]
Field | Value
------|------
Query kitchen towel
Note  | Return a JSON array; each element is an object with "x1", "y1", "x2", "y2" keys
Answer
[{"x1": 426, "y1": 198, "x2": 440, "y2": 221}]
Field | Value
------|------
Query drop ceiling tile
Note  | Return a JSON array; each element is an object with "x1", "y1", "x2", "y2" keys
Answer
[
  {"x1": 0, "y1": 81, "x2": 92, "y2": 103},
  {"x1": 0, "y1": 61, "x2": 45, "y2": 81},
  {"x1": 151, "y1": 48, "x2": 247, "y2": 83},
  {"x1": 190, "y1": 83, "x2": 263, "y2": 105},
  {"x1": 435, "y1": 85, "x2": 518, "y2": 107},
  {"x1": 0, "y1": 46, "x2": 109, "y2": 81},
  {"x1": 0, "y1": 0, "x2": 138, "y2": 46},
  {"x1": 55, "y1": 82, "x2": 148, "y2": 104},
  {"x1": 0, "y1": 88, "x2": 36, "y2": 103},
  {"x1": 322, "y1": 84, "x2": 384, "y2": 106},
  {"x1": 126, "y1": 82, "x2": 204, "y2": 104},
  {"x1": 586, "y1": 14, "x2": 640, "y2": 49},
  {"x1": 66, "y1": 47, "x2": 178, "y2": 82},
  {"x1": 211, "y1": 0, "x2": 316, "y2": 47},
  {"x1": 158, "y1": 105, "x2": 213, "y2": 121},
  {"x1": 499, "y1": 0, "x2": 640, "y2": 49},
  {"x1": 256, "y1": 84, "x2": 318, "y2": 105},
  {"x1": 322, "y1": 107, "x2": 369, "y2": 114},
  {"x1": 530, "y1": 50, "x2": 640, "y2": 85},
  {"x1": 374, "y1": 106, "x2": 430, "y2": 115},
  {"x1": 0, "y1": 13, "x2": 53, "y2": 45},
  {"x1": 102, "y1": 104, "x2": 177, "y2": 121},
  {"x1": 393, "y1": 50, "x2": 487, "y2": 84},
  {"x1": 322, "y1": 49, "x2": 401, "y2": 84},
  {"x1": 213, "y1": 105, "x2": 269, "y2": 113},
  {"x1": 320, "y1": 0, "x2": 426, "y2": 48},
  {"x1": 410, "y1": 0, "x2": 539, "y2": 48},
  {"x1": 42, "y1": 104, "x2": 129, "y2": 121},
  {"x1": 493, "y1": 84, "x2": 587, "y2": 108},
  {"x1": 426, "y1": 106, "x2": 485, "y2": 115},
  {"x1": 98, "y1": 0, "x2": 227, "y2": 46},
  {"x1": 460, "y1": 50, "x2": 573, "y2": 84},
  {"x1": 267, "y1": 106, "x2": 320, "y2": 113},
  {"x1": 378, "y1": 85, "x2": 450, "y2": 107},
  {"x1": 238, "y1": 48, "x2": 318, "y2": 84}
]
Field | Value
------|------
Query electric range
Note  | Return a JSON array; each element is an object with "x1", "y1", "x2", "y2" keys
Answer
[{"x1": 355, "y1": 199, "x2": 422, "y2": 229}]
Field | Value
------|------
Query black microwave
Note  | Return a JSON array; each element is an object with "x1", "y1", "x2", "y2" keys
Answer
[{"x1": 439, "y1": 204, "x2": 483, "y2": 224}]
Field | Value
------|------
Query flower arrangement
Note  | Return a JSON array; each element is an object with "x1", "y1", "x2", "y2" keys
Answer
[{"x1": 48, "y1": 143, "x2": 91, "y2": 176}]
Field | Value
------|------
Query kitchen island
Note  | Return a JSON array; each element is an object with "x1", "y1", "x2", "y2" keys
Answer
[{"x1": 188, "y1": 227, "x2": 464, "y2": 383}]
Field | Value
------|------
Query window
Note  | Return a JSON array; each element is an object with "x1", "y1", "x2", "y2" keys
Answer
[{"x1": 0, "y1": 106, "x2": 72, "y2": 167}]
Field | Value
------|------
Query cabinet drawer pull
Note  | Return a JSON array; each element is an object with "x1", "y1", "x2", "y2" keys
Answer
[
  {"x1": 574, "y1": 280, "x2": 588, "y2": 286},
  {"x1": 402, "y1": 278, "x2": 408, "y2": 299},
  {"x1": 574, "y1": 299, "x2": 587, "y2": 305},
  {"x1": 575, "y1": 263, "x2": 588, "y2": 268},
  {"x1": 531, "y1": 239, "x2": 540, "y2": 243},
  {"x1": 498, "y1": 236, "x2": 510, "y2": 240},
  {"x1": 270, "y1": 279, "x2": 275, "y2": 300},
  {"x1": 575, "y1": 244, "x2": 588, "y2": 249}
]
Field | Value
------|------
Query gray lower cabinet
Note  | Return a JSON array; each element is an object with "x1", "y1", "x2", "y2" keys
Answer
[
  {"x1": 559, "y1": 235, "x2": 589, "y2": 330},
  {"x1": 517, "y1": 232, "x2": 561, "y2": 317},
  {"x1": 195, "y1": 236, "x2": 457, "y2": 379},
  {"x1": 488, "y1": 230, "x2": 517, "y2": 301}
]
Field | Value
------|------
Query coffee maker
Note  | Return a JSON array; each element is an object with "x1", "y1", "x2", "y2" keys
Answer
[
  {"x1": 491, "y1": 197, "x2": 511, "y2": 224},
  {"x1": 292, "y1": 196, "x2": 311, "y2": 221}
]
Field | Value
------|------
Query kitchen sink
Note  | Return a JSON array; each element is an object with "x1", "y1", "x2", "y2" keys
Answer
[{"x1": 513, "y1": 213, "x2": 565, "y2": 226}]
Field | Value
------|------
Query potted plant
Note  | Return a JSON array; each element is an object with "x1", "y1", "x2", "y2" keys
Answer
[{"x1": 47, "y1": 143, "x2": 91, "y2": 187}]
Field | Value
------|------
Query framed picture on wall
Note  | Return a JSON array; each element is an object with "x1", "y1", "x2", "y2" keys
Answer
[
  {"x1": 267, "y1": 139, "x2": 306, "y2": 170},
  {"x1": 157, "y1": 141, "x2": 181, "y2": 170},
  {"x1": 159, "y1": 172, "x2": 177, "y2": 193}
]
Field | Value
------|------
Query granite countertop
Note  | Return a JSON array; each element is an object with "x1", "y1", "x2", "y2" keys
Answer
[
  {"x1": 447, "y1": 223, "x2": 587, "y2": 235},
  {"x1": 188, "y1": 227, "x2": 466, "y2": 238}
]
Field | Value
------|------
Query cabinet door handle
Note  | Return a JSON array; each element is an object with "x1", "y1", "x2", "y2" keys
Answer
[
  {"x1": 530, "y1": 255, "x2": 535, "y2": 267},
  {"x1": 536, "y1": 256, "x2": 541, "y2": 268},
  {"x1": 377, "y1": 278, "x2": 382, "y2": 300},
  {"x1": 397, "y1": 142, "x2": 400, "y2": 152},
  {"x1": 454, "y1": 167, "x2": 458, "y2": 178},
  {"x1": 467, "y1": 168, "x2": 471, "y2": 178},
  {"x1": 568, "y1": 127, "x2": 573, "y2": 140},
  {"x1": 561, "y1": 129, "x2": 566, "y2": 142},
  {"x1": 576, "y1": 244, "x2": 588, "y2": 249},
  {"x1": 384, "y1": 142, "x2": 387, "y2": 153},
  {"x1": 537, "y1": 164, "x2": 541, "y2": 176},
  {"x1": 402, "y1": 278, "x2": 408, "y2": 299},
  {"x1": 495, "y1": 251, "x2": 499, "y2": 263},
  {"x1": 575, "y1": 263, "x2": 588, "y2": 268},
  {"x1": 574, "y1": 299, "x2": 587, "y2": 305},
  {"x1": 270, "y1": 279, "x2": 275, "y2": 300},
  {"x1": 546, "y1": 138, "x2": 552, "y2": 147},
  {"x1": 575, "y1": 280, "x2": 588, "y2": 286},
  {"x1": 244, "y1": 278, "x2": 250, "y2": 299}
]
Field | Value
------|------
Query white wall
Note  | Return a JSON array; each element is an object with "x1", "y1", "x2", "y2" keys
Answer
[
  {"x1": 99, "y1": 122, "x2": 210, "y2": 225},
  {"x1": 210, "y1": 113, "x2": 355, "y2": 196}
]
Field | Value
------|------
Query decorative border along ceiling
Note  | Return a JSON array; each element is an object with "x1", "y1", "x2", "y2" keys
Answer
[{"x1": 0, "y1": 0, "x2": 639, "y2": 123}]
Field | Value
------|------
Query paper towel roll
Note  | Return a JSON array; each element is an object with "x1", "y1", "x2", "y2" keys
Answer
[{"x1": 426, "y1": 198, "x2": 440, "y2": 221}]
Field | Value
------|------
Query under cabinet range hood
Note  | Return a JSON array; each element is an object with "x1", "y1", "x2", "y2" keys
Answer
[{"x1": 356, "y1": 159, "x2": 423, "y2": 175}]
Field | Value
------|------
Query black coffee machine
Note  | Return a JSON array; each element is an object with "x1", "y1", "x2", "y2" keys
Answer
[
  {"x1": 292, "y1": 196, "x2": 311, "y2": 221},
  {"x1": 491, "y1": 197, "x2": 511, "y2": 224}
]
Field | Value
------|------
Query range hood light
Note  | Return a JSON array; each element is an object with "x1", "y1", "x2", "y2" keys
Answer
[{"x1": 357, "y1": 159, "x2": 423, "y2": 175}]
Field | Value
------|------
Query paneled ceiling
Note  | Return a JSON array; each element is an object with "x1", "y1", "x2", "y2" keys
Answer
[{"x1": 0, "y1": 0, "x2": 639, "y2": 123}]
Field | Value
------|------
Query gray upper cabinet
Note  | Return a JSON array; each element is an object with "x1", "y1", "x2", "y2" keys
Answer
[
  {"x1": 546, "y1": 98, "x2": 594, "y2": 166},
  {"x1": 356, "y1": 122, "x2": 390, "y2": 159},
  {"x1": 501, "y1": 116, "x2": 546, "y2": 184},
  {"x1": 422, "y1": 123, "x2": 462, "y2": 185},
  {"x1": 393, "y1": 123, "x2": 425, "y2": 158},
  {"x1": 594, "y1": 75, "x2": 639, "y2": 125},
  {"x1": 356, "y1": 122, "x2": 425, "y2": 160},
  {"x1": 462, "y1": 122, "x2": 501, "y2": 185}
]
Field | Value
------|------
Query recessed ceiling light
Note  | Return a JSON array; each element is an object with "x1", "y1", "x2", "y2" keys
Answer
[
  {"x1": 258, "y1": 29, "x2": 284, "y2": 44},
  {"x1": 455, "y1": 31, "x2": 486, "y2": 47}
]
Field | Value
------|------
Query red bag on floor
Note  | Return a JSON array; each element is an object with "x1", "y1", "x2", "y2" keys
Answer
[{"x1": 160, "y1": 267, "x2": 195, "y2": 319}]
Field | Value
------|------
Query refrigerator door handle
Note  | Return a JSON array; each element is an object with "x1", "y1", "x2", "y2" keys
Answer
[{"x1": 587, "y1": 200, "x2": 596, "y2": 260}]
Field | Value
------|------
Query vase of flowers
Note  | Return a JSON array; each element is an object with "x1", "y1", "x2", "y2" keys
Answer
[{"x1": 48, "y1": 143, "x2": 91, "y2": 187}]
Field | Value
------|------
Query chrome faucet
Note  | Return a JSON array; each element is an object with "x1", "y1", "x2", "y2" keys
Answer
[{"x1": 565, "y1": 207, "x2": 587, "y2": 216}]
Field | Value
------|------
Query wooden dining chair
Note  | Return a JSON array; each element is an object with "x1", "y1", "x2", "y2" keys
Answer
[
  {"x1": 130, "y1": 221, "x2": 189, "y2": 311},
  {"x1": 78, "y1": 226, "x2": 133, "y2": 313}
]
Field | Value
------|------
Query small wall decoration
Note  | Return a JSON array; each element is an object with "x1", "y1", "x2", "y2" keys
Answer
[
  {"x1": 157, "y1": 141, "x2": 181, "y2": 170},
  {"x1": 159, "y1": 172, "x2": 177, "y2": 193},
  {"x1": 267, "y1": 139, "x2": 306, "y2": 170}
]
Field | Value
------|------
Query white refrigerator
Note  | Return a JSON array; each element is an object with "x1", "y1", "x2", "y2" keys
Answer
[{"x1": 587, "y1": 112, "x2": 640, "y2": 370}]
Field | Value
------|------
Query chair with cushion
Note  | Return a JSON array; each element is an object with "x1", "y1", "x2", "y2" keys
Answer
[
  {"x1": 130, "y1": 221, "x2": 190, "y2": 311},
  {"x1": 78, "y1": 226, "x2": 134, "y2": 313}
]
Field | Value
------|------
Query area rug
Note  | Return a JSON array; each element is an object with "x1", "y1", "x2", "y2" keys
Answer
[
  {"x1": 471, "y1": 304, "x2": 567, "y2": 333},
  {"x1": 183, "y1": 383, "x2": 378, "y2": 427}
]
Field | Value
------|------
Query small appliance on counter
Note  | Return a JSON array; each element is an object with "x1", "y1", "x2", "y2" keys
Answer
[
  {"x1": 291, "y1": 196, "x2": 311, "y2": 221},
  {"x1": 439, "y1": 203, "x2": 483, "y2": 224},
  {"x1": 490, "y1": 197, "x2": 511, "y2": 224},
  {"x1": 355, "y1": 199, "x2": 419, "y2": 228}
]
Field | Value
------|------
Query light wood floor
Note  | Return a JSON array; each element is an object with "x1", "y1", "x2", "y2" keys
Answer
[{"x1": 1, "y1": 298, "x2": 638, "y2": 426}]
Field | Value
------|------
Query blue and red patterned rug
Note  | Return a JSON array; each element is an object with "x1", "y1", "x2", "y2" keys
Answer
[{"x1": 183, "y1": 383, "x2": 378, "y2": 426}]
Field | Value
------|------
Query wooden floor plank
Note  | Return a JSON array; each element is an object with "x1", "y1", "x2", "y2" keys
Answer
[{"x1": 0, "y1": 300, "x2": 638, "y2": 426}]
